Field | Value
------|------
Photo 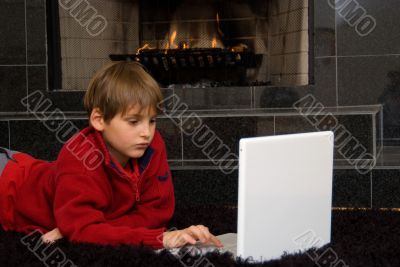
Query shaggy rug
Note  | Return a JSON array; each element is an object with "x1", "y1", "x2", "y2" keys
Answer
[{"x1": 1, "y1": 205, "x2": 399, "y2": 267}]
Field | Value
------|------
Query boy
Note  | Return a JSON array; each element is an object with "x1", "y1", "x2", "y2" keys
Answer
[{"x1": 0, "y1": 61, "x2": 222, "y2": 249}]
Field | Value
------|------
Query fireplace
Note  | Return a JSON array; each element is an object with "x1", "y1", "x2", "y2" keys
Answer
[{"x1": 49, "y1": 0, "x2": 312, "y2": 90}]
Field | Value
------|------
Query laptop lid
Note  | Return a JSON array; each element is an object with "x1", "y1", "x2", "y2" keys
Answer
[{"x1": 237, "y1": 131, "x2": 334, "y2": 261}]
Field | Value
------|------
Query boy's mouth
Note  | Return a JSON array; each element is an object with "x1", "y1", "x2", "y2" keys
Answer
[{"x1": 135, "y1": 143, "x2": 149, "y2": 149}]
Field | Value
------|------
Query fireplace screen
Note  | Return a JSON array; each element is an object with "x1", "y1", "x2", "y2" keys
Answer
[{"x1": 50, "y1": 0, "x2": 312, "y2": 90}]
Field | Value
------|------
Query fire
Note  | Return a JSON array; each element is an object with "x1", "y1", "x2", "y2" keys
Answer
[
  {"x1": 164, "y1": 30, "x2": 178, "y2": 54},
  {"x1": 216, "y1": 13, "x2": 224, "y2": 37},
  {"x1": 136, "y1": 43, "x2": 153, "y2": 55},
  {"x1": 164, "y1": 41, "x2": 169, "y2": 52},
  {"x1": 162, "y1": 12, "x2": 225, "y2": 50},
  {"x1": 169, "y1": 30, "x2": 178, "y2": 49},
  {"x1": 211, "y1": 35, "x2": 217, "y2": 48}
]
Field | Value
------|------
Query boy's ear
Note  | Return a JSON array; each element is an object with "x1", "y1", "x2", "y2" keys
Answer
[{"x1": 90, "y1": 108, "x2": 105, "y2": 131}]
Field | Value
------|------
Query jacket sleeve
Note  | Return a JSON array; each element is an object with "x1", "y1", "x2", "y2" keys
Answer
[
  {"x1": 53, "y1": 172, "x2": 165, "y2": 248},
  {"x1": 107, "y1": 142, "x2": 175, "y2": 229}
]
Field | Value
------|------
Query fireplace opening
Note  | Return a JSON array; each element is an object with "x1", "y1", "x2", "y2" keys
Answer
[{"x1": 49, "y1": 0, "x2": 313, "y2": 90}]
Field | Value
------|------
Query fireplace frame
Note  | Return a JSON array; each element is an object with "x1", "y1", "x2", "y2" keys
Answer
[{"x1": 46, "y1": 0, "x2": 315, "y2": 93}]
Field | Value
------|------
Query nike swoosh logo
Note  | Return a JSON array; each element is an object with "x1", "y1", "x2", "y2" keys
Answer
[{"x1": 158, "y1": 172, "x2": 169, "y2": 181}]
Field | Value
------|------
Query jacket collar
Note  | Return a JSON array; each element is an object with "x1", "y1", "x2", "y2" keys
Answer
[{"x1": 89, "y1": 127, "x2": 155, "y2": 177}]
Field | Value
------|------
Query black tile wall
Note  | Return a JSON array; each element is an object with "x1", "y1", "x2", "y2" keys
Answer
[
  {"x1": 171, "y1": 169, "x2": 238, "y2": 206},
  {"x1": 255, "y1": 116, "x2": 275, "y2": 136},
  {"x1": 182, "y1": 116, "x2": 258, "y2": 160},
  {"x1": 254, "y1": 83, "x2": 337, "y2": 109},
  {"x1": 0, "y1": 0, "x2": 26, "y2": 65},
  {"x1": 9, "y1": 119, "x2": 88, "y2": 161},
  {"x1": 375, "y1": 112, "x2": 383, "y2": 149},
  {"x1": 275, "y1": 115, "x2": 316, "y2": 135},
  {"x1": 172, "y1": 169, "x2": 373, "y2": 208},
  {"x1": 40, "y1": 88, "x2": 173, "y2": 113},
  {"x1": 337, "y1": 56, "x2": 400, "y2": 106},
  {"x1": 372, "y1": 170, "x2": 400, "y2": 208},
  {"x1": 28, "y1": 66, "x2": 47, "y2": 92},
  {"x1": 161, "y1": 88, "x2": 174, "y2": 108},
  {"x1": 337, "y1": 56, "x2": 400, "y2": 141},
  {"x1": 156, "y1": 118, "x2": 182, "y2": 160},
  {"x1": 313, "y1": 57, "x2": 337, "y2": 107},
  {"x1": 275, "y1": 114, "x2": 374, "y2": 159},
  {"x1": 334, "y1": 1, "x2": 400, "y2": 140},
  {"x1": 174, "y1": 87, "x2": 252, "y2": 110},
  {"x1": 26, "y1": 0, "x2": 46, "y2": 64},
  {"x1": 380, "y1": 82, "x2": 399, "y2": 142},
  {"x1": 336, "y1": 0, "x2": 400, "y2": 56},
  {"x1": 47, "y1": 91, "x2": 85, "y2": 112},
  {"x1": 0, "y1": 66, "x2": 27, "y2": 112},
  {"x1": 332, "y1": 170, "x2": 371, "y2": 208},
  {"x1": 0, "y1": 121, "x2": 9, "y2": 148},
  {"x1": 254, "y1": 86, "x2": 311, "y2": 108},
  {"x1": 314, "y1": 0, "x2": 336, "y2": 57},
  {"x1": 335, "y1": 115, "x2": 374, "y2": 159}
]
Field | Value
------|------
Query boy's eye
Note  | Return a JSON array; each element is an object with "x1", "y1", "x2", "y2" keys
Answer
[
  {"x1": 150, "y1": 118, "x2": 157, "y2": 124},
  {"x1": 128, "y1": 120, "x2": 138, "y2": 124}
]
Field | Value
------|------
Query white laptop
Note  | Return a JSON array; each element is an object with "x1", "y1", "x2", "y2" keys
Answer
[
  {"x1": 234, "y1": 131, "x2": 334, "y2": 261},
  {"x1": 168, "y1": 131, "x2": 334, "y2": 262}
]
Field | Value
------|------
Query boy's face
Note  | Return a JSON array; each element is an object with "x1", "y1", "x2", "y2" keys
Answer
[{"x1": 93, "y1": 105, "x2": 157, "y2": 167}]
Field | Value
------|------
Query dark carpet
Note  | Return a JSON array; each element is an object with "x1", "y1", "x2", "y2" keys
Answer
[{"x1": 1, "y1": 206, "x2": 400, "y2": 267}]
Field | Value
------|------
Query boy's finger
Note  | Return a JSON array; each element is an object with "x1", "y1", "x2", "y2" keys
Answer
[
  {"x1": 209, "y1": 235, "x2": 223, "y2": 247},
  {"x1": 182, "y1": 232, "x2": 197, "y2": 245},
  {"x1": 196, "y1": 225, "x2": 212, "y2": 241},
  {"x1": 41, "y1": 233, "x2": 56, "y2": 243},
  {"x1": 187, "y1": 225, "x2": 207, "y2": 243}
]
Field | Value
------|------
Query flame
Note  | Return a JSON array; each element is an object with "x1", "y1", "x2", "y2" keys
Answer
[
  {"x1": 164, "y1": 30, "x2": 178, "y2": 54},
  {"x1": 216, "y1": 13, "x2": 224, "y2": 37},
  {"x1": 164, "y1": 41, "x2": 169, "y2": 52},
  {"x1": 211, "y1": 35, "x2": 217, "y2": 48},
  {"x1": 170, "y1": 30, "x2": 178, "y2": 49},
  {"x1": 136, "y1": 43, "x2": 152, "y2": 55},
  {"x1": 162, "y1": 13, "x2": 225, "y2": 50}
]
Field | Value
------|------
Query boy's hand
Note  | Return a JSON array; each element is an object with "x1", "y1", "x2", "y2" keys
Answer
[
  {"x1": 163, "y1": 225, "x2": 223, "y2": 249},
  {"x1": 41, "y1": 228, "x2": 63, "y2": 243}
]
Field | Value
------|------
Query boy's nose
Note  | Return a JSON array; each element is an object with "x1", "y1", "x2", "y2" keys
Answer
[{"x1": 140, "y1": 123, "x2": 151, "y2": 137}]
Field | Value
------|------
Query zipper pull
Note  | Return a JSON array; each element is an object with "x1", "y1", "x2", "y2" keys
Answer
[{"x1": 135, "y1": 189, "x2": 140, "y2": 202}]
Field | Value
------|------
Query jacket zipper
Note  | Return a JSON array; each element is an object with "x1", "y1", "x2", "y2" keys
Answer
[
  {"x1": 109, "y1": 161, "x2": 141, "y2": 202},
  {"x1": 134, "y1": 161, "x2": 141, "y2": 202},
  {"x1": 135, "y1": 188, "x2": 140, "y2": 201},
  {"x1": 134, "y1": 152, "x2": 154, "y2": 202}
]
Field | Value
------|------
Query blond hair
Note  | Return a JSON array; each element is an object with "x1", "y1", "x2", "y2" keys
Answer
[{"x1": 84, "y1": 61, "x2": 163, "y2": 122}]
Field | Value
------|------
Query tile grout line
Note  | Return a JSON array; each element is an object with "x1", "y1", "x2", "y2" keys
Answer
[
  {"x1": 44, "y1": 1, "x2": 49, "y2": 91},
  {"x1": 251, "y1": 87, "x2": 254, "y2": 109},
  {"x1": 370, "y1": 171, "x2": 373, "y2": 208},
  {"x1": 8, "y1": 120, "x2": 11, "y2": 149},
  {"x1": 316, "y1": 54, "x2": 400, "y2": 59},
  {"x1": 180, "y1": 117, "x2": 184, "y2": 161},
  {"x1": 0, "y1": 64, "x2": 46, "y2": 67},
  {"x1": 24, "y1": 0, "x2": 29, "y2": 113},
  {"x1": 334, "y1": 5, "x2": 339, "y2": 107}
]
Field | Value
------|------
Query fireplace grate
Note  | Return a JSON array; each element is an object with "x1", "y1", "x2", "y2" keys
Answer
[{"x1": 110, "y1": 48, "x2": 268, "y2": 86}]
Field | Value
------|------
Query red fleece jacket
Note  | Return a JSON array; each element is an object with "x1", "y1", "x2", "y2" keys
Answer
[{"x1": 0, "y1": 127, "x2": 175, "y2": 248}]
